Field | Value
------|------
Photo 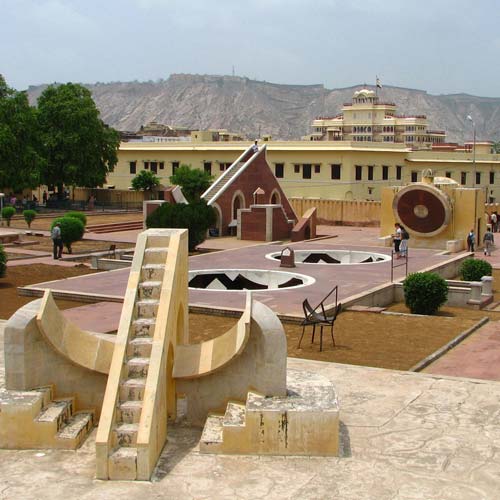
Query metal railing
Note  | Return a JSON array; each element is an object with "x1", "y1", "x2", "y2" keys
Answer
[{"x1": 390, "y1": 250, "x2": 409, "y2": 282}]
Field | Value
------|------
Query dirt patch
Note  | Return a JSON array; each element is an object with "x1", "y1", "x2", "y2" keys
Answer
[
  {"x1": 0, "y1": 264, "x2": 99, "y2": 320},
  {"x1": 11, "y1": 235, "x2": 132, "y2": 254},
  {"x1": 8, "y1": 212, "x2": 143, "y2": 232}
]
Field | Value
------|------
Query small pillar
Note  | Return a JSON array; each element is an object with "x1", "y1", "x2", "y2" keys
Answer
[
  {"x1": 279, "y1": 247, "x2": 295, "y2": 268},
  {"x1": 468, "y1": 281, "x2": 482, "y2": 306},
  {"x1": 481, "y1": 276, "x2": 493, "y2": 297}
]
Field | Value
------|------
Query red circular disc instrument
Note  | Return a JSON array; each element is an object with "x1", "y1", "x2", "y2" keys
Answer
[{"x1": 393, "y1": 184, "x2": 451, "y2": 236}]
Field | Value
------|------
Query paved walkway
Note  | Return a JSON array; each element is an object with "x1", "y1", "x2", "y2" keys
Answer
[{"x1": 1, "y1": 318, "x2": 499, "y2": 499}]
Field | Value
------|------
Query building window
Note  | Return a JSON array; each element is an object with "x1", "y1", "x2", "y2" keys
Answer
[
  {"x1": 368, "y1": 166, "x2": 374, "y2": 181},
  {"x1": 331, "y1": 164, "x2": 341, "y2": 180},
  {"x1": 172, "y1": 161, "x2": 179, "y2": 174},
  {"x1": 445, "y1": 171, "x2": 452, "y2": 178},
  {"x1": 355, "y1": 165, "x2": 363, "y2": 181},
  {"x1": 159, "y1": 162, "x2": 164, "y2": 170},
  {"x1": 314, "y1": 164, "x2": 321, "y2": 174},
  {"x1": 461, "y1": 172, "x2": 467, "y2": 185},
  {"x1": 150, "y1": 161, "x2": 158, "y2": 174},
  {"x1": 294, "y1": 164, "x2": 300, "y2": 174},
  {"x1": 204, "y1": 162, "x2": 212, "y2": 175},
  {"x1": 382, "y1": 165, "x2": 389, "y2": 180},
  {"x1": 396, "y1": 166, "x2": 402, "y2": 180},
  {"x1": 302, "y1": 164, "x2": 312, "y2": 179},
  {"x1": 129, "y1": 161, "x2": 137, "y2": 174},
  {"x1": 275, "y1": 163, "x2": 284, "y2": 178},
  {"x1": 476, "y1": 171, "x2": 481, "y2": 185},
  {"x1": 490, "y1": 171, "x2": 495, "y2": 184},
  {"x1": 144, "y1": 161, "x2": 149, "y2": 170},
  {"x1": 411, "y1": 171, "x2": 418, "y2": 183}
]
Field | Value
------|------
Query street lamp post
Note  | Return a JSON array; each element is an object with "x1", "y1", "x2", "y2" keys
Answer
[{"x1": 467, "y1": 115, "x2": 476, "y2": 187}]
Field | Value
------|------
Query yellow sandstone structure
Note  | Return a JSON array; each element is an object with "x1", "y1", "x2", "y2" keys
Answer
[{"x1": 1, "y1": 228, "x2": 340, "y2": 481}]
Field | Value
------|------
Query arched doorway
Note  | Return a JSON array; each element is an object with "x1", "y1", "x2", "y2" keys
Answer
[{"x1": 270, "y1": 189, "x2": 281, "y2": 205}]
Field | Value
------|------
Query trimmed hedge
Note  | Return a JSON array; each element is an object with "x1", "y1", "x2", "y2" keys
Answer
[
  {"x1": 459, "y1": 258, "x2": 492, "y2": 282},
  {"x1": 23, "y1": 209, "x2": 37, "y2": 228},
  {"x1": 0, "y1": 244, "x2": 6, "y2": 278},
  {"x1": 146, "y1": 200, "x2": 216, "y2": 251},
  {"x1": 403, "y1": 272, "x2": 448, "y2": 315},
  {"x1": 1, "y1": 206, "x2": 16, "y2": 226},
  {"x1": 65, "y1": 211, "x2": 87, "y2": 227},
  {"x1": 50, "y1": 217, "x2": 85, "y2": 253}
]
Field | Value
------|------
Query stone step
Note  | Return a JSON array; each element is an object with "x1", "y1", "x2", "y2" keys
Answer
[
  {"x1": 108, "y1": 447, "x2": 138, "y2": 481},
  {"x1": 138, "y1": 280, "x2": 162, "y2": 299},
  {"x1": 135, "y1": 299, "x2": 160, "y2": 319},
  {"x1": 56, "y1": 411, "x2": 94, "y2": 448},
  {"x1": 31, "y1": 385, "x2": 54, "y2": 408},
  {"x1": 127, "y1": 337, "x2": 153, "y2": 357},
  {"x1": 141, "y1": 264, "x2": 164, "y2": 281},
  {"x1": 119, "y1": 378, "x2": 147, "y2": 401},
  {"x1": 118, "y1": 400, "x2": 143, "y2": 424},
  {"x1": 127, "y1": 357, "x2": 150, "y2": 378},
  {"x1": 222, "y1": 401, "x2": 246, "y2": 428},
  {"x1": 132, "y1": 318, "x2": 156, "y2": 338},
  {"x1": 113, "y1": 423, "x2": 139, "y2": 447},
  {"x1": 35, "y1": 398, "x2": 73, "y2": 431},
  {"x1": 199, "y1": 414, "x2": 224, "y2": 453},
  {"x1": 144, "y1": 247, "x2": 169, "y2": 264}
]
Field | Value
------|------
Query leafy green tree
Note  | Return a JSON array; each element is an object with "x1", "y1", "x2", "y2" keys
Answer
[
  {"x1": 131, "y1": 170, "x2": 160, "y2": 198},
  {"x1": 0, "y1": 75, "x2": 44, "y2": 192},
  {"x1": 50, "y1": 216, "x2": 85, "y2": 253},
  {"x1": 37, "y1": 83, "x2": 120, "y2": 199},
  {"x1": 146, "y1": 200, "x2": 216, "y2": 251},
  {"x1": 66, "y1": 211, "x2": 87, "y2": 227},
  {"x1": 1, "y1": 206, "x2": 16, "y2": 227},
  {"x1": 0, "y1": 244, "x2": 6, "y2": 278},
  {"x1": 169, "y1": 164, "x2": 212, "y2": 203},
  {"x1": 23, "y1": 209, "x2": 37, "y2": 228}
]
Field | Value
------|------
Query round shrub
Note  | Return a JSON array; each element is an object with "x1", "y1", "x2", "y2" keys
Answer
[
  {"x1": 23, "y1": 209, "x2": 37, "y2": 228},
  {"x1": 146, "y1": 200, "x2": 216, "y2": 251},
  {"x1": 51, "y1": 217, "x2": 85, "y2": 253},
  {"x1": 65, "y1": 211, "x2": 87, "y2": 227},
  {"x1": 0, "y1": 244, "x2": 7, "y2": 278},
  {"x1": 459, "y1": 258, "x2": 492, "y2": 282},
  {"x1": 403, "y1": 272, "x2": 448, "y2": 315},
  {"x1": 1, "y1": 206, "x2": 16, "y2": 226}
]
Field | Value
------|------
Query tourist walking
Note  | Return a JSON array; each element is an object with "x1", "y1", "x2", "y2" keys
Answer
[
  {"x1": 467, "y1": 228, "x2": 475, "y2": 253},
  {"x1": 491, "y1": 211, "x2": 498, "y2": 233},
  {"x1": 51, "y1": 222, "x2": 63, "y2": 260},
  {"x1": 399, "y1": 226, "x2": 409, "y2": 258},
  {"x1": 393, "y1": 223, "x2": 402, "y2": 259},
  {"x1": 483, "y1": 228, "x2": 495, "y2": 256}
]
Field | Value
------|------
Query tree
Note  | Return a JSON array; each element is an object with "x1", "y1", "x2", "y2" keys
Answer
[
  {"x1": 23, "y1": 209, "x2": 37, "y2": 229},
  {"x1": 146, "y1": 200, "x2": 216, "y2": 251},
  {"x1": 0, "y1": 244, "x2": 6, "y2": 278},
  {"x1": 169, "y1": 164, "x2": 212, "y2": 203},
  {"x1": 1, "y1": 206, "x2": 16, "y2": 227},
  {"x1": 50, "y1": 217, "x2": 85, "y2": 253},
  {"x1": 131, "y1": 170, "x2": 160, "y2": 197},
  {"x1": 0, "y1": 75, "x2": 44, "y2": 192},
  {"x1": 37, "y1": 83, "x2": 120, "y2": 198}
]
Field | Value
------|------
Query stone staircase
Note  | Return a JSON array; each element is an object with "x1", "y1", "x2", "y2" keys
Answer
[
  {"x1": 200, "y1": 370, "x2": 340, "y2": 456},
  {"x1": 0, "y1": 385, "x2": 94, "y2": 449},
  {"x1": 203, "y1": 161, "x2": 246, "y2": 204},
  {"x1": 106, "y1": 241, "x2": 168, "y2": 480}
]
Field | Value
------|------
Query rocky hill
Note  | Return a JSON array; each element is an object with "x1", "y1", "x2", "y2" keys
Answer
[{"x1": 26, "y1": 74, "x2": 500, "y2": 143}]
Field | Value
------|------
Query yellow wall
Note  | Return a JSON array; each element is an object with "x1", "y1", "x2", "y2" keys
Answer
[{"x1": 110, "y1": 141, "x2": 500, "y2": 203}]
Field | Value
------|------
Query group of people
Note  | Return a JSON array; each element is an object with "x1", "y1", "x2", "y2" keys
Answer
[
  {"x1": 467, "y1": 227, "x2": 495, "y2": 256},
  {"x1": 393, "y1": 222, "x2": 409, "y2": 259}
]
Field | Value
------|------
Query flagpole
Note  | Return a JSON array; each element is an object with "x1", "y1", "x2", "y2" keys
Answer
[{"x1": 375, "y1": 76, "x2": 378, "y2": 97}]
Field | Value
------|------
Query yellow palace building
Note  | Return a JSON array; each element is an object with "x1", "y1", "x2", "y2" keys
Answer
[{"x1": 109, "y1": 90, "x2": 500, "y2": 203}]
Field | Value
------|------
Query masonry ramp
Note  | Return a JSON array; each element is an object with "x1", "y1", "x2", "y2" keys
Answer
[{"x1": 96, "y1": 228, "x2": 188, "y2": 481}]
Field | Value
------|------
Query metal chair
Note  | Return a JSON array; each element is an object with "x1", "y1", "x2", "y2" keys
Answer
[{"x1": 298, "y1": 299, "x2": 342, "y2": 352}]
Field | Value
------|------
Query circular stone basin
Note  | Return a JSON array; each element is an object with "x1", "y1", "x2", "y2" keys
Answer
[
  {"x1": 266, "y1": 249, "x2": 391, "y2": 265},
  {"x1": 188, "y1": 269, "x2": 315, "y2": 291}
]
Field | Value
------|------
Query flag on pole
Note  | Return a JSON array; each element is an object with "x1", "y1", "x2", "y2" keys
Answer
[{"x1": 376, "y1": 77, "x2": 382, "y2": 89}]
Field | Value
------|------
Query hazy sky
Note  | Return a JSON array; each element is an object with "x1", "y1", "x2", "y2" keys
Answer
[{"x1": 2, "y1": 0, "x2": 499, "y2": 96}]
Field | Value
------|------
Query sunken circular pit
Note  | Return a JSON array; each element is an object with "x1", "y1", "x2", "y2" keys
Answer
[
  {"x1": 188, "y1": 269, "x2": 315, "y2": 291},
  {"x1": 266, "y1": 249, "x2": 391, "y2": 265}
]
